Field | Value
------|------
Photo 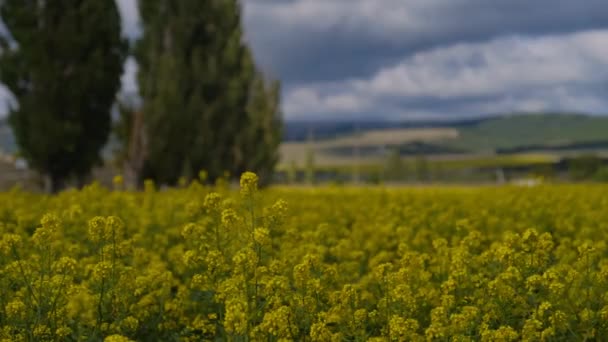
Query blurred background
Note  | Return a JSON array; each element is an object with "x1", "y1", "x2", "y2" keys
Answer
[{"x1": 1, "y1": 0, "x2": 608, "y2": 191}]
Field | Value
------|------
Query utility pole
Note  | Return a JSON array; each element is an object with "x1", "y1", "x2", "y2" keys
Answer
[
  {"x1": 496, "y1": 167, "x2": 506, "y2": 184},
  {"x1": 305, "y1": 125, "x2": 316, "y2": 185},
  {"x1": 353, "y1": 122, "x2": 361, "y2": 184}
]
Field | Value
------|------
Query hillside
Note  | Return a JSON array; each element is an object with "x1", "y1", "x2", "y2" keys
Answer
[
  {"x1": 453, "y1": 113, "x2": 608, "y2": 153},
  {"x1": 280, "y1": 113, "x2": 608, "y2": 167}
]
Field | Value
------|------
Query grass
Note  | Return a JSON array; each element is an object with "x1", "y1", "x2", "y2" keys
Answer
[{"x1": 277, "y1": 153, "x2": 558, "y2": 175}]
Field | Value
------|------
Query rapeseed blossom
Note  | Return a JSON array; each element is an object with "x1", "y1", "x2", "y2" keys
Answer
[{"x1": 1, "y1": 174, "x2": 608, "y2": 340}]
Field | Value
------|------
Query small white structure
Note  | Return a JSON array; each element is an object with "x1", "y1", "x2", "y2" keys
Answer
[
  {"x1": 15, "y1": 158, "x2": 28, "y2": 170},
  {"x1": 511, "y1": 177, "x2": 543, "y2": 187}
]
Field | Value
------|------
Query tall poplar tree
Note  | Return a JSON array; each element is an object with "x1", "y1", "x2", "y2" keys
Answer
[
  {"x1": 237, "y1": 73, "x2": 283, "y2": 185},
  {"x1": 138, "y1": 0, "x2": 250, "y2": 184},
  {"x1": 0, "y1": 0, "x2": 126, "y2": 192},
  {"x1": 137, "y1": 0, "x2": 282, "y2": 185}
]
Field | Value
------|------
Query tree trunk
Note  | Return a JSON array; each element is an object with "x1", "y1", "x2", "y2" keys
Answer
[
  {"x1": 76, "y1": 173, "x2": 90, "y2": 189},
  {"x1": 45, "y1": 173, "x2": 65, "y2": 194},
  {"x1": 124, "y1": 110, "x2": 147, "y2": 190}
]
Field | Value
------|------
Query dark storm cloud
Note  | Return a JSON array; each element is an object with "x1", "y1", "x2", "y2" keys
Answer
[
  {"x1": 243, "y1": 0, "x2": 608, "y2": 84},
  {"x1": 3, "y1": 0, "x2": 608, "y2": 120}
]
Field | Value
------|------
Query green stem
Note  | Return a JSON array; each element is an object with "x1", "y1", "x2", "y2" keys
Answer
[{"x1": 96, "y1": 243, "x2": 105, "y2": 336}]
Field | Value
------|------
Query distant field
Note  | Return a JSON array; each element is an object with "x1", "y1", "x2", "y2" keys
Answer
[
  {"x1": 322, "y1": 127, "x2": 459, "y2": 147},
  {"x1": 278, "y1": 152, "x2": 558, "y2": 174},
  {"x1": 280, "y1": 127, "x2": 458, "y2": 166},
  {"x1": 279, "y1": 113, "x2": 608, "y2": 171}
]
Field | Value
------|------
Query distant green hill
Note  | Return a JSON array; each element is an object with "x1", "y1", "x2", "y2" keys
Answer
[
  {"x1": 285, "y1": 113, "x2": 608, "y2": 164},
  {"x1": 450, "y1": 113, "x2": 608, "y2": 153}
]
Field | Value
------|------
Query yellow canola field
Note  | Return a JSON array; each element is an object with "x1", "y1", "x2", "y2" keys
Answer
[{"x1": 2, "y1": 173, "x2": 608, "y2": 341}]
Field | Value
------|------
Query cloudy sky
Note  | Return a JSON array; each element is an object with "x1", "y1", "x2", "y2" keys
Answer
[{"x1": 3, "y1": 0, "x2": 608, "y2": 121}]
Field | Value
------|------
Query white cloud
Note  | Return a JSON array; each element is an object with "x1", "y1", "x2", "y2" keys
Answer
[
  {"x1": 284, "y1": 87, "x2": 370, "y2": 116},
  {"x1": 283, "y1": 30, "x2": 608, "y2": 119},
  {"x1": 360, "y1": 31, "x2": 608, "y2": 98}
]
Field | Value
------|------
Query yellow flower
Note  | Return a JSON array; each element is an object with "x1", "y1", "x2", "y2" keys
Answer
[
  {"x1": 224, "y1": 297, "x2": 248, "y2": 335},
  {"x1": 121, "y1": 316, "x2": 139, "y2": 332},
  {"x1": 204, "y1": 192, "x2": 222, "y2": 212},
  {"x1": 389, "y1": 316, "x2": 419, "y2": 341},
  {"x1": 310, "y1": 321, "x2": 332, "y2": 341},
  {"x1": 240, "y1": 171, "x2": 259, "y2": 198},
  {"x1": 55, "y1": 326, "x2": 72, "y2": 338},
  {"x1": 5, "y1": 299, "x2": 26, "y2": 319},
  {"x1": 190, "y1": 273, "x2": 206, "y2": 289},
  {"x1": 112, "y1": 175, "x2": 124, "y2": 188},
  {"x1": 88, "y1": 216, "x2": 107, "y2": 243},
  {"x1": 92, "y1": 261, "x2": 112, "y2": 280},
  {"x1": 40, "y1": 213, "x2": 61, "y2": 231},
  {"x1": 32, "y1": 325, "x2": 51, "y2": 339},
  {"x1": 143, "y1": 179, "x2": 155, "y2": 192},
  {"x1": 32, "y1": 213, "x2": 61, "y2": 247},
  {"x1": 104, "y1": 335, "x2": 134, "y2": 342},
  {"x1": 221, "y1": 208, "x2": 239, "y2": 228},
  {"x1": 198, "y1": 170, "x2": 208, "y2": 183},
  {"x1": 52, "y1": 256, "x2": 77, "y2": 274},
  {"x1": 259, "y1": 306, "x2": 298, "y2": 339},
  {"x1": 254, "y1": 227, "x2": 271, "y2": 246},
  {"x1": 0, "y1": 234, "x2": 21, "y2": 255}
]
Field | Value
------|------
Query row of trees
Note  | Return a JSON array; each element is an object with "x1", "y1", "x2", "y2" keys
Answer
[{"x1": 0, "y1": 0, "x2": 281, "y2": 192}]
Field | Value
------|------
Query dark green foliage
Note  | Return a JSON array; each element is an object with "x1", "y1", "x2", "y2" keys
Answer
[
  {"x1": 384, "y1": 148, "x2": 406, "y2": 182},
  {"x1": 287, "y1": 161, "x2": 298, "y2": 184},
  {"x1": 305, "y1": 148, "x2": 315, "y2": 185},
  {"x1": 137, "y1": 0, "x2": 281, "y2": 186},
  {"x1": 113, "y1": 101, "x2": 135, "y2": 167},
  {"x1": 415, "y1": 154, "x2": 430, "y2": 182},
  {"x1": 112, "y1": 97, "x2": 147, "y2": 188},
  {"x1": 0, "y1": 0, "x2": 126, "y2": 192},
  {"x1": 568, "y1": 154, "x2": 603, "y2": 181},
  {"x1": 593, "y1": 167, "x2": 608, "y2": 182},
  {"x1": 237, "y1": 74, "x2": 283, "y2": 185},
  {"x1": 530, "y1": 163, "x2": 555, "y2": 180}
]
